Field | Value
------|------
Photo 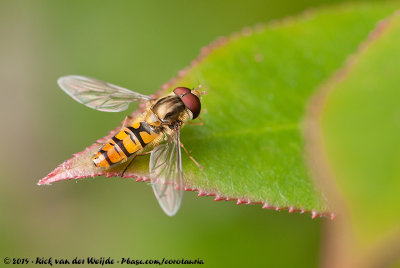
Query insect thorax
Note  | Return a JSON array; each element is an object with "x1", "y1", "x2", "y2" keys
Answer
[{"x1": 145, "y1": 95, "x2": 186, "y2": 127}]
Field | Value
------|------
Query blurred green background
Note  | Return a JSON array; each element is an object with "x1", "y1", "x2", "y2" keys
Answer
[{"x1": 0, "y1": 0, "x2": 380, "y2": 267}]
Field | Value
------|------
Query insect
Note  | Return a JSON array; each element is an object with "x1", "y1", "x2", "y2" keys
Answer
[{"x1": 58, "y1": 75, "x2": 203, "y2": 216}]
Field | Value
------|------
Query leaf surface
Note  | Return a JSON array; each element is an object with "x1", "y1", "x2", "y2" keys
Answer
[{"x1": 39, "y1": 3, "x2": 398, "y2": 216}]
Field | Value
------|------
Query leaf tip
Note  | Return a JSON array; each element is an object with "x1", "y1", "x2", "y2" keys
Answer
[{"x1": 37, "y1": 180, "x2": 49, "y2": 186}]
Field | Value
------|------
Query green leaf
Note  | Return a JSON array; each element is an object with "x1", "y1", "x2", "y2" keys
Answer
[
  {"x1": 39, "y1": 2, "x2": 398, "y2": 216},
  {"x1": 165, "y1": 3, "x2": 398, "y2": 213},
  {"x1": 306, "y1": 11, "x2": 400, "y2": 266}
]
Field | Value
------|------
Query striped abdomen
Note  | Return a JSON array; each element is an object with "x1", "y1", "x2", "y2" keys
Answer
[{"x1": 93, "y1": 121, "x2": 159, "y2": 168}]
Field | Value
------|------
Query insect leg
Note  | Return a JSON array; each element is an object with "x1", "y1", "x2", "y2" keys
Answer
[
  {"x1": 121, "y1": 151, "x2": 151, "y2": 177},
  {"x1": 120, "y1": 116, "x2": 130, "y2": 131},
  {"x1": 187, "y1": 116, "x2": 204, "y2": 126},
  {"x1": 180, "y1": 142, "x2": 204, "y2": 170}
]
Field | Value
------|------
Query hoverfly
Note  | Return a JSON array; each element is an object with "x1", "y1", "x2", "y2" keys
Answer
[{"x1": 58, "y1": 75, "x2": 203, "y2": 216}]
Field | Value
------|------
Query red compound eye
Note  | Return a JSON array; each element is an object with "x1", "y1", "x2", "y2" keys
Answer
[
  {"x1": 173, "y1": 87, "x2": 201, "y2": 119},
  {"x1": 173, "y1": 87, "x2": 191, "y2": 96}
]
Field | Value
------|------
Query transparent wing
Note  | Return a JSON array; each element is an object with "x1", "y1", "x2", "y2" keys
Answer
[
  {"x1": 58, "y1": 75, "x2": 152, "y2": 112},
  {"x1": 149, "y1": 126, "x2": 184, "y2": 216}
]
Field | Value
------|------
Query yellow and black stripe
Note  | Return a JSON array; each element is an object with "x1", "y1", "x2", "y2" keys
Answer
[{"x1": 92, "y1": 121, "x2": 159, "y2": 168}]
